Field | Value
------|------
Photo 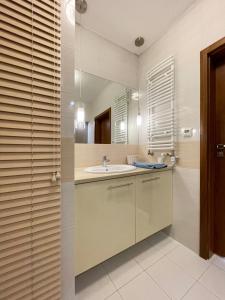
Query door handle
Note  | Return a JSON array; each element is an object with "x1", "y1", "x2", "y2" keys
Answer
[
  {"x1": 108, "y1": 183, "x2": 133, "y2": 190},
  {"x1": 216, "y1": 144, "x2": 225, "y2": 157},
  {"x1": 142, "y1": 177, "x2": 160, "y2": 183},
  {"x1": 217, "y1": 144, "x2": 225, "y2": 149}
]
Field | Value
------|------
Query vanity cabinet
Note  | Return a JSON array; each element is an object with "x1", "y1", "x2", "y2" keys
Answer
[
  {"x1": 75, "y1": 176, "x2": 136, "y2": 275},
  {"x1": 136, "y1": 171, "x2": 172, "y2": 242},
  {"x1": 74, "y1": 169, "x2": 172, "y2": 275}
]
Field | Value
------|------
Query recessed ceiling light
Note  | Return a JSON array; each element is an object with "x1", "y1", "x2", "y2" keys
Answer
[
  {"x1": 135, "y1": 37, "x2": 145, "y2": 47},
  {"x1": 76, "y1": 0, "x2": 88, "y2": 14}
]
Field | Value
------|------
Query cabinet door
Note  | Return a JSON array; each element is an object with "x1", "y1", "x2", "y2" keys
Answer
[
  {"x1": 136, "y1": 171, "x2": 172, "y2": 243},
  {"x1": 74, "y1": 177, "x2": 136, "y2": 275}
]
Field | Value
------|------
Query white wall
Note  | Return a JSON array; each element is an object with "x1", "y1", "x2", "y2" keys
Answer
[
  {"x1": 138, "y1": 0, "x2": 225, "y2": 253},
  {"x1": 75, "y1": 24, "x2": 138, "y2": 89}
]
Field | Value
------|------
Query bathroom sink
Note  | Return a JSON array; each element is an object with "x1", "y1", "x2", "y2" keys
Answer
[{"x1": 85, "y1": 164, "x2": 136, "y2": 174}]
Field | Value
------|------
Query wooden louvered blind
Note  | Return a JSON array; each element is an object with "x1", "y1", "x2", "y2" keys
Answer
[{"x1": 0, "y1": 0, "x2": 61, "y2": 299}]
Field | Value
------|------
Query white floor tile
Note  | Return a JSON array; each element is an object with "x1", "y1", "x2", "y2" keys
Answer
[
  {"x1": 106, "y1": 292, "x2": 122, "y2": 300},
  {"x1": 75, "y1": 265, "x2": 116, "y2": 300},
  {"x1": 200, "y1": 265, "x2": 225, "y2": 299},
  {"x1": 102, "y1": 250, "x2": 143, "y2": 289},
  {"x1": 130, "y1": 232, "x2": 178, "y2": 270},
  {"x1": 75, "y1": 233, "x2": 225, "y2": 300},
  {"x1": 182, "y1": 282, "x2": 219, "y2": 300},
  {"x1": 119, "y1": 272, "x2": 170, "y2": 300},
  {"x1": 212, "y1": 255, "x2": 225, "y2": 272},
  {"x1": 167, "y1": 244, "x2": 209, "y2": 279},
  {"x1": 147, "y1": 256, "x2": 195, "y2": 300}
]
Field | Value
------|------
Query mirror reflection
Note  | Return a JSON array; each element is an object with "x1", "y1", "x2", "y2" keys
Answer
[{"x1": 74, "y1": 70, "x2": 139, "y2": 144}]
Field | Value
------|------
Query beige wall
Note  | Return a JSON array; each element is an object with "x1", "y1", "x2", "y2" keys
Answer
[
  {"x1": 61, "y1": 1, "x2": 76, "y2": 299},
  {"x1": 75, "y1": 24, "x2": 138, "y2": 89},
  {"x1": 138, "y1": 0, "x2": 225, "y2": 253}
]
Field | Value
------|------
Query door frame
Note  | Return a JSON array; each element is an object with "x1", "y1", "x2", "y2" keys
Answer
[{"x1": 200, "y1": 37, "x2": 225, "y2": 259}]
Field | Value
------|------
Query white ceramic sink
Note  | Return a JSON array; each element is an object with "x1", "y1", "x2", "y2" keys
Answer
[{"x1": 85, "y1": 164, "x2": 136, "y2": 174}]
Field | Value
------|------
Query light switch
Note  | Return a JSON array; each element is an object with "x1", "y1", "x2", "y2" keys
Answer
[{"x1": 182, "y1": 128, "x2": 193, "y2": 137}]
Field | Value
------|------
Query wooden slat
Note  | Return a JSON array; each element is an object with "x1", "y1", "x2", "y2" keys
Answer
[
  {"x1": 0, "y1": 7, "x2": 60, "y2": 38},
  {"x1": 0, "y1": 99, "x2": 61, "y2": 114},
  {"x1": 0, "y1": 87, "x2": 60, "y2": 104},
  {"x1": 1, "y1": 13, "x2": 61, "y2": 39},
  {"x1": 0, "y1": 71, "x2": 61, "y2": 91},
  {"x1": 1, "y1": 21, "x2": 61, "y2": 47}
]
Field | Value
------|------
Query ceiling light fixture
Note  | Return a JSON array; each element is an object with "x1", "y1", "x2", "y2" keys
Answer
[
  {"x1": 75, "y1": 106, "x2": 85, "y2": 129},
  {"x1": 135, "y1": 36, "x2": 145, "y2": 47},
  {"x1": 131, "y1": 92, "x2": 139, "y2": 101},
  {"x1": 120, "y1": 120, "x2": 126, "y2": 131},
  {"x1": 136, "y1": 90, "x2": 142, "y2": 127},
  {"x1": 76, "y1": 0, "x2": 88, "y2": 14}
]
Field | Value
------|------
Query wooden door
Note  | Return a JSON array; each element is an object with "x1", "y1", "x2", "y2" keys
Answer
[
  {"x1": 213, "y1": 54, "x2": 225, "y2": 256},
  {"x1": 200, "y1": 37, "x2": 225, "y2": 259},
  {"x1": 94, "y1": 108, "x2": 111, "y2": 144}
]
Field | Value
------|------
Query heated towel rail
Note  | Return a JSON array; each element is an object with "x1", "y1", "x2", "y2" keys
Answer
[{"x1": 146, "y1": 56, "x2": 175, "y2": 152}]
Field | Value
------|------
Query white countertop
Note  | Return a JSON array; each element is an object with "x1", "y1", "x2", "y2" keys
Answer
[{"x1": 75, "y1": 165, "x2": 174, "y2": 184}]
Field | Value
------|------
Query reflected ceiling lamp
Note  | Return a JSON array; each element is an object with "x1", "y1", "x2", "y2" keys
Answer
[{"x1": 136, "y1": 90, "x2": 142, "y2": 126}]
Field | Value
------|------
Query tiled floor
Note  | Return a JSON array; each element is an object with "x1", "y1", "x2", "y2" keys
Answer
[{"x1": 75, "y1": 232, "x2": 225, "y2": 300}]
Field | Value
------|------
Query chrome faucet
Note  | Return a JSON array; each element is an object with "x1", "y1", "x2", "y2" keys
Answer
[{"x1": 102, "y1": 155, "x2": 110, "y2": 167}]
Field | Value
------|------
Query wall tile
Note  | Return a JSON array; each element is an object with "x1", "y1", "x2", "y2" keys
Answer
[
  {"x1": 176, "y1": 141, "x2": 200, "y2": 169},
  {"x1": 164, "y1": 167, "x2": 200, "y2": 253},
  {"x1": 62, "y1": 138, "x2": 75, "y2": 182}
]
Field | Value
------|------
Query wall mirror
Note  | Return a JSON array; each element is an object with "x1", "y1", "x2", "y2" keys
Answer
[{"x1": 74, "y1": 70, "x2": 139, "y2": 144}]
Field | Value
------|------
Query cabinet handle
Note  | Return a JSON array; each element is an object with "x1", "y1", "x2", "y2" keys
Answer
[
  {"x1": 108, "y1": 183, "x2": 133, "y2": 190},
  {"x1": 142, "y1": 177, "x2": 160, "y2": 183}
]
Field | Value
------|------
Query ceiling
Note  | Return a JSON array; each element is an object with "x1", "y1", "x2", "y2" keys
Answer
[{"x1": 76, "y1": 0, "x2": 196, "y2": 55}]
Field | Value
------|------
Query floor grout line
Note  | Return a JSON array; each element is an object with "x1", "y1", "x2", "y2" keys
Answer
[
  {"x1": 179, "y1": 278, "x2": 198, "y2": 300},
  {"x1": 102, "y1": 261, "x2": 144, "y2": 299},
  {"x1": 144, "y1": 269, "x2": 173, "y2": 299},
  {"x1": 133, "y1": 240, "x2": 180, "y2": 272},
  {"x1": 101, "y1": 263, "x2": 119, "y2": 299},
  {"x1": 165, "y1": 254, "x2": 209, "y2": 281},
  {"x1": 107, "y1": 268, "x2": 145, "y2": 293},
  {"x1": 117, "y1": 289, "x2": 125, "y2": 300},
  {"x1": 211, "y1": 257, "x2": 225, "y2": 274},
  {"x1": 194, "y1": 263, "x2": 222, "y2": 300}
]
